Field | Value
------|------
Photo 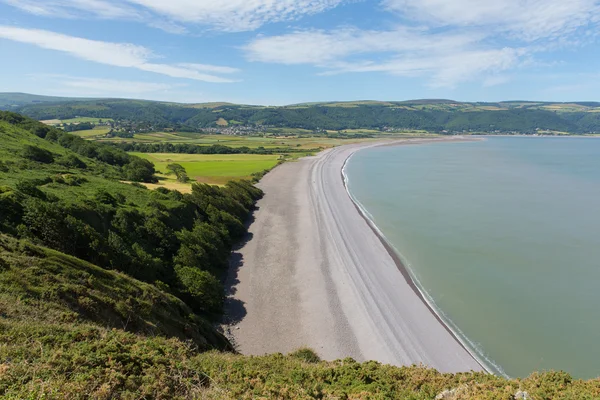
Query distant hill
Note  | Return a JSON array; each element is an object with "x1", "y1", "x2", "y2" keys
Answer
[
  {"x1": 0, "y1": 92, "x2": 100, "y2": 109},
  {"x1": 3, "y1": 92, "x2": 600, "y2": 134}
]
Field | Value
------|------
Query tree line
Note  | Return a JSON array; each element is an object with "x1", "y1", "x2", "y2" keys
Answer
[
  {"x1": 12, "y1": 99, "x2": 600, "y2": 133},
  {"x1": 112, "y1": 142, "x2": 309, "y2": 155}
]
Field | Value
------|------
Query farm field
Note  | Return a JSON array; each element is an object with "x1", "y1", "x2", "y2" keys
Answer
[
  {"x1": 93, "y1": 131, "x2": 382, "y2": 150},
  {"x1": 73, "y1": 126, "x2": 112, "y2": 138},
  {"x1": 41, "y1": 117, "x2": 113, "y2": 125},
  {"x1": 131, "y1": 152, "x2": 281, "y2": 188}
]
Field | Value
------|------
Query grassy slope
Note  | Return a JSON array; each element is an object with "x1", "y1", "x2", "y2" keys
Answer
[
  {"x1": 0, "y1": 119, "x2": 175, "y2": 211},
  {"x1": 0, "y1": 234, "x2": 230, "y2": 351}
]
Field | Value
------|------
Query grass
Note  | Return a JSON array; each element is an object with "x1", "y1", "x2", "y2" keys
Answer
[
  {"x1": 93, "y1": 131, "x2": 378, "y2": 150},
  {"x1": 61, "y1": 117, "x2": 113, "y2": 124},
  {"x1": 0, "y1": 120, "x2": 184, "y2": 213},
  {"x1": 131, "y1": 153, "x2": 281, "y2": 186},
  {"x1": 0, "y1": 235, "x2": 230, "y2": 351},
  {"x1": 72, "y1": 126, "x2": 112, "y2": 138},
  {"x1": 41, "y1": 117, "x2": 113, "y2": 126}
]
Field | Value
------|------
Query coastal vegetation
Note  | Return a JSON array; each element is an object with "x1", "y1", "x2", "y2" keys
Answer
[
  {"x1": 2, "y1": 111, "x2": 600, "y2": 398},
  {"x1": 0, "y1": 110, "x2": 263, "y2": 335}
]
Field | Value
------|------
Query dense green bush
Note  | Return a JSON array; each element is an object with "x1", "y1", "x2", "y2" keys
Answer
[
  {"x1": 23, "y1": 144, "x2": 54, "y2": 163},
  {"x1": 289, "y1": 348, "x2": 322, "y2": 363},
  {"x1": 57, "y1": 153, "x2": 87, "y2": 169},
  {"x1": 123, "y1": 157, "x2": 158, "y2": 183},
  {"x1": 175, "y1": 266, "x2": 224, "y2": 314}
]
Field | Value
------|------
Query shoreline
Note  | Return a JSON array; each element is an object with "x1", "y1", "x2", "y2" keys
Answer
[
  {"x1": 340, "y1": 139, "x2": 495, "y2": 375},
  {"x1": 226, "y1": 137, "x2": 484, "y2": 373}
]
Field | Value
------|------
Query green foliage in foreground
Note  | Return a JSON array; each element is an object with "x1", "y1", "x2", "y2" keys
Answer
[
  {"x1": 0, "y1": 236, "x2": 595, "y2": 400},
  {"x1": 0, "y1": 234, "x2": 230, "y2": 351}
]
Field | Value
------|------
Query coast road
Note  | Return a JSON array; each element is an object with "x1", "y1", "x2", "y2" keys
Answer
[{"x1": 225, "y1": 141, "x2": 483, "y2": 373}]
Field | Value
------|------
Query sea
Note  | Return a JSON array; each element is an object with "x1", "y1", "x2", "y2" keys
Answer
[{"x1": 344, "y1": 136, "x2": 600, "y2": 378}]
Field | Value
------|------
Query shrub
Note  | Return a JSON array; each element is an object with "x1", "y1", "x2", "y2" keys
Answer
[
  {"x1": 22, "y1": 145, "x2": 54, "y2": 163},
  {"x1": 289, "y1": 348, "x2": 321, "y2": 363},
  {"x1": 95, "y1": 189, "x2": 117, "y2": 206},
  {"x1": 63, "y1": 174, "x2": 88, "y2": 186},
  {"x1": 15, "y1": 179, "x2": 48, "y2": 199},
  {"x1": 32, "y1": 125, "x2": 51, "y2": 138},
  {"x1": 130, "y1": 181, "x2": 147, "y2": 189},
  {"x1": 176, "y1": 266, "x2": 224, "y2": 314},
  {"x1": 57, "y1": 154, "x2": 87, "y2": 169},
  {"x1": 123, "y1": 158, "x2": 157, "y2": 183}
]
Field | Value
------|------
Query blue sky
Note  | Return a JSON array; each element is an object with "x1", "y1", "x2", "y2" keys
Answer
[{"x1": 1, "y1": 0, "x2": 599, "y2": 105}]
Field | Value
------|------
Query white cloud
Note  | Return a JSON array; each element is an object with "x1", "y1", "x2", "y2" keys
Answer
[
  {"x1": 245, "y1": 28, "x2": 483, "y2": 64},
  {"x1": 382, "y1": 0, "x2": 600, "y2": 41},
  {"x1": 60, "y1": 76, "x2": 176, "y2": 94},
  {"x1": 243, "y1": 0, "x2": 600, "y2": 87},
  {"x1": 0, "y1": 26, "x2": 239, "y2": 83},
  {"x1": 126, "y1": 0, "x2": 344, "y2": 31},
  {"x1": 3, "y1": 0, "x2": 345, "y2": 32},
  {"x1": 178, "y1": 63, "x2": 241, "y2": 74},
  {"x1": 0, "y1": 26, "x2": 151, "y2": 67},
  {"x1": 244, "y1": 28, "x2": 524, "y2": 87},
  {"x1": 4, "y1": 0, "x2": 137, "y2": 19}
]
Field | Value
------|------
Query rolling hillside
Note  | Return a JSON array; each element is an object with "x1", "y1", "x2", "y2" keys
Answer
[
  {"x1": 3, "y1": 93, "x2": 600, "y2": 134},
  {"x1": 0, "y1": 92, "x2": 98, "y2": 109}
]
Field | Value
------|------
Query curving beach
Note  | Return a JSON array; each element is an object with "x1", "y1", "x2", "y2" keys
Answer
[{"x1": 225, "y1": 140, "x2": 483, "y2": 373}]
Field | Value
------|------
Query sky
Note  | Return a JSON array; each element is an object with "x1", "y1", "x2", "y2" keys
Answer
[{"x1": 0, "y1": 0, "x2": 599, "y2": 105}]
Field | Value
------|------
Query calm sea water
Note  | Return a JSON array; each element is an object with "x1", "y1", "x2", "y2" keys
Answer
[{"x1": 345, "y1": 137, "x2": 600, "y2": 378}]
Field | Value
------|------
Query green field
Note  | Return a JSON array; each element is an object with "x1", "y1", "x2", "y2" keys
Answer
[
  {"x1": 72, "y1": 126, "x2": 112, "y2": 138},
  {"x1": 131, "y1": 152, "x2": 281, "y2": 188},
  {"x1": 61, "y1": 117, "x2": 113, "y2": 124},
  {"x1": 93, "y1": 131, "x2": 380, "y2": 150}
]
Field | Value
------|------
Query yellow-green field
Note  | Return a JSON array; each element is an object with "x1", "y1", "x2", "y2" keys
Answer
[
  {"x1": 72, "y1": 126, "x2": 112, "y2": 138},
  {"x1": 93, "y1": 131, "x2": 380, "y2": 150},
  {"x1": 131, "y1": 153, "x2": 281, "y2": 189},
  {"x1": 61, "y1": 117, "x2": 113, "y2": 124},
  {"x1": 42, "y1": 117, "x2": 113, "y2": 126}
]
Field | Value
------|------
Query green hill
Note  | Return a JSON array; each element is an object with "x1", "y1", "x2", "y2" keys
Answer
[
  {"x1": 5, "y1": 93, "x2": 600, "y2": 133},
  {"x1": 0, "y1": 92, "x2": 98, "y2": 109}
]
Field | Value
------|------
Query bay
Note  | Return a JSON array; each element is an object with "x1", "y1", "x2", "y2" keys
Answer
[{"x1": 345, "y1": 137, "x2": 600, "y2": 378}]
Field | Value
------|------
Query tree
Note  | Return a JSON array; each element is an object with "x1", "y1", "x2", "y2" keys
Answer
[
  {"x1": 123, "y1": 158, "x2": 157, "y2": 183},
  {"x1": 175, "y1": 266, "x2": 224, "y2": 314},
  {"x1": 166, "y1": 163, "x2": 190, "y2": 183}
]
